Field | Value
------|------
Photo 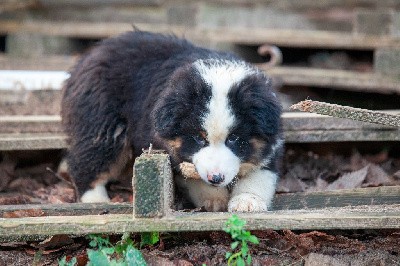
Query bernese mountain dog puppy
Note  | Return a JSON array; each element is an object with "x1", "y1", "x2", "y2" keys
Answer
[{"x1": 62, "y1": 31, "x2": 283, "y2": 212}]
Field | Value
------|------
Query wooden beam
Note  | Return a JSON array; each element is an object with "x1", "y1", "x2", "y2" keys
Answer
[
  {"x1": 264, "y1": 67, "x2": 400, "y2": 94},
  {"x1": 0, "y1": 187, "x2": 398, "y2": 218},
  {"x1": 0, "y1": 133, "x2": 67, "y2": 150},
  {"x1": 0, "y1": 205, "x2": 400, "y2": 241},
  {"x1": 273, "y1": 186, "x2": 400, "y2": 210},
  {"x1": 2, "y1": 21, "x2": 400, "y2": 49},
  {"x1": 2, "y1": 66, "x2": 400, "y2": 94},
  {"x1": 0, "y1": 55, "x2": 76, "y2": 71},
  {"x1": 0, "y1": 113, "x2": 399, "y2": 150}
]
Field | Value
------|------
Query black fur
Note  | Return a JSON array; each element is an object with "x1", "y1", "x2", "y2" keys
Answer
[{"x1": 62, "y1": 31, "x2": 282, "y2": 198}]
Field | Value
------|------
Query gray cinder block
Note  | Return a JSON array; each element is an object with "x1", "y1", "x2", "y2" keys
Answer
[{"x1": 133, "y1": 151, "x2": 173, "y2": 218}]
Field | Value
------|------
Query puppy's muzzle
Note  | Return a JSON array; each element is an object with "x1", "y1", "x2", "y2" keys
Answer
[{"x1": 207, "y1": 173, "x2": 225, "y2": 185}]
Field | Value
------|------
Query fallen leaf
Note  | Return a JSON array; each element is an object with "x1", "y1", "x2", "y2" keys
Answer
[
  {"x1": 276, "y1": 177, "x2": 306, "y2": 193},
  {"x1": 364, "y1": 164, "x2": 392, "y2": 187},
  {"x1": 326, "y1": 165, "x2": 368, "y2": 190}
]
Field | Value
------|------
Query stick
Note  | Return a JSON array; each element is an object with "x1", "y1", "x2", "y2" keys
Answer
[{"x1": 291, "y1": 100, "x2": 400, "y2": 128}]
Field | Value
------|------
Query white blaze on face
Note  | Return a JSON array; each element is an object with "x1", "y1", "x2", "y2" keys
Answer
[{"x1": 192, "y1": 59, "x2": 256, "y2": 186}]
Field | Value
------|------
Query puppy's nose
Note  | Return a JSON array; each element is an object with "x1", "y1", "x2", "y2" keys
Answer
[{"x1": 207, "y1": 173, "x2": 225, "y2": 185}]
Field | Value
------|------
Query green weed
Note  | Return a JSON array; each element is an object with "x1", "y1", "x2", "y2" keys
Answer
[{"x1": 224, "y1": 215, "x2": 259, "y2": 266}]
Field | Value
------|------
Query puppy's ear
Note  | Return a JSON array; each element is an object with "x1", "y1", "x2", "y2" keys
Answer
[{"x1": 152, "y1": 94, "x2": 182, "y2": 137}]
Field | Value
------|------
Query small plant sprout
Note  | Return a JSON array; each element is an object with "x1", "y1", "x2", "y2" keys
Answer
[
  {"x1": 224, "y1": 215, "x2": 259, "y2": 266},
  {"x1": 58, "y1": 233, "x2": 147, "y2": 266}
]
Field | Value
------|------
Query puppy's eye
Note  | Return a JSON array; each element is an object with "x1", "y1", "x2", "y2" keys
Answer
[
  {"x1": 226, "y1": 134, "x2": 239, "y2": 146},
  {"x1": 193, "y1": 135, "x2": 207, "y2": 147}
]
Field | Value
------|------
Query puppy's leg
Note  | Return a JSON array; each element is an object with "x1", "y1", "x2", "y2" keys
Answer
[
  {"x1": 228, "y1": 169, "x2": 277, "y2": 212},
  {"x1": 67, "y1": 122, "x2": 131, "y2": 203},
  {"x1": 175, "y1": 175, "x2": 229, "y2": 212}
]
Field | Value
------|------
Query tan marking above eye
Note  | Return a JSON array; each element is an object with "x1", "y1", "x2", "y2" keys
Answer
[
  {"x1": 248, "y1": 138, "x2": 266, "y2": 164},
  {"x1": 199, "y1": 131, "x2": 207, "y2": 140},
  {"x1": 167, "y1": 137, "x2": 183, "y2": 149},
  {"x1": 249, "y1": 138, "x2": 266, "y2": 150}
]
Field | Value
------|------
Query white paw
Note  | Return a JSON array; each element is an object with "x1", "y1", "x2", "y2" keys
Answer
[
  {"x1": 203, "y1": 198, "x2": 228, "y2": 212},
  {"x1": 80, "y1": 185, "x2": 110, "y2": 203},
  {"x1": 228, "y1": 193, "x2": 267, "y2": 212}
]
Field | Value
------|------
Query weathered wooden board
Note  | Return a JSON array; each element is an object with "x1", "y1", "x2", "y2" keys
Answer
[
  {"x1": 0, "y1": 202, "x2": 132, "y2": 217},
  {"x1": 0, "y1": 55, "x2": 76, "y2": 71},
  {"x1": 2, "y1": 67, "x2": 400, "y2": 94},
  {"x1": 0, "y1": 133, "x2": 67, "y2": 150},
  {"x1": 0, "y1": 205, "x2": 400, "y2": 241},
  {"x1": 0, "y1": 113, "x2": 399, "y2": 150},
  {"x1": 2, "y1": 21, "x2": 400, "y2": 49},
  {"x1": 0, "y1": 186, "x2": 398, "y2": 217},
  {"x1": 264, "y1": 67, "x2": 400, "y2": 94},
  {"x1": 273, "y1": 186, "x2": 400, "y2": 210}
]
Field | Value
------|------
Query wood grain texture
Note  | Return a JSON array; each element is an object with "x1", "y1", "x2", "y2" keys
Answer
[{"x1": 0, "y1": 205, "x2": 400, "y2": 241}]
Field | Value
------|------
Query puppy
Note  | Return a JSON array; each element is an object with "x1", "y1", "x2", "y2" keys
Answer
[{"x1": 61, "y1": 31, "x2": 283, "y2": 212}]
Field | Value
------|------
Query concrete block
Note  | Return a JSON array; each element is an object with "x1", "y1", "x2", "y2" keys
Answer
[
  {"x1": 374, "y1": 48, "x2": 400, "y2": 76},
  {"x1": 132, "y1": 151, "x2": 173, "y2": 218}
]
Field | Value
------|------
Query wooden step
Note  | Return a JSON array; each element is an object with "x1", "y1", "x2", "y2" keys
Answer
[{"x1": 0, "y1": 113, "x2": 399, "y2": 150}]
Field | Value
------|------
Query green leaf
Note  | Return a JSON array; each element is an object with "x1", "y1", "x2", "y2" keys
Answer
[
  {"x1": 87, "y1": 249, "x2": 110, "y2": 266},
  {"x1": 225, "y1": 252, "x2": 232, "y2": 259},
  {"x1": 124, "y1": 245, "x2": 147, "y2": 266},
  {"x1": 237, "y1": 257, "x2": 246, "y2": 266},
  {"x1": 247, "y1": 235, "x2": 259, "y2": 244},
  {"x1": 58, "y1": 256, "x2": 77, "y2": 266},
  {"x1": 246, "y1": 255, "x2": 252, "y2": 265},
  {"x1": 241, "y1": 243, "x2": 249, "y2": 256},
  {"x1": 140, "y1": 232, "x2": 160, "y2": 248},
  {"x1": 101, "y1": 247, "x2": 116, "y2": 255},
  {"x1": 230, "y1": 241, "x2": 239, "y2": 250}
]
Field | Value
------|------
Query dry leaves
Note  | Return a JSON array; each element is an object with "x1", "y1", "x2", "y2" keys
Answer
[{"x1": 278, "y1": 149, "x2": 400, "y2": 193}]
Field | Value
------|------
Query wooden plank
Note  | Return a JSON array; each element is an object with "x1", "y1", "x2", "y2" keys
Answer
[
  {"x1": 273, "y1": 186, "x2": 400, "y2": 210},
  {"x1": 264, "y1": 66, "x2": 400, "y2": 94},
  {"x1": 2, "y1": 21, "x2": 400, "y2": 49},
  {"x1": 0, "y1": 116, "x2": 62, "y2": 134},
  {"x1": 0, "y1": 187, "x2": 398, "y2": 218},
  {"x1": 0, "y1": 205, "x2": 400, "y2": 241},
  {"x1": 0, "y1": 55, "x2": 76, "y2": 71},
  {"x1": 2, "y1": 67, "x2": 400, "y2": 94},
  {"x1": 0, "y1": 202, "x2": 132, "y2": 217},
  {"x1": 0, "y1": 113, "x2": 399, "y2": 150},
  {"x1": 0, "y1": 133, "x2": 67, "y2": 150}
]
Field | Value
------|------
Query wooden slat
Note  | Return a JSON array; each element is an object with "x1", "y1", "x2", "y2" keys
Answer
[
  {"x1": 264, "y1": 66, "x2": 400, "y2": 94},
  {"x1": 2, "y1": 67, "x2": 400, "y2": 94},
  {"x1": 0, "y1": 205, "x2": 400, "y2": 241},
  {"x1": 0, "y1": 113, "x2": 399, "y2": 150},
  {"x1": 0, "y1": 133, "x2": 67, "y2": 150},
  {"x1": 0, "y1": 202, "x2": 132, "y2": 217},
  {"x1": 0, "y1": 187, "x2": 398, "y2": 218},
  {"x1": 3, "y1": 21, "x2": 400, "y2": 49},
  {"x1": 0, "y1": 55, "x2": 76, "y2": 71},
  {"x1": 273, "y1": 186, "x2": 400, "y2": 210}
]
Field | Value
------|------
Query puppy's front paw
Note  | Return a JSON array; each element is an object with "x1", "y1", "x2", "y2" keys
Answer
[
  {"x1": 203, "y1": 198, "x2": 228, "y2": 212},
  {"x1": 228, "y1": 193, "x2": 267, "y2": 212}
]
